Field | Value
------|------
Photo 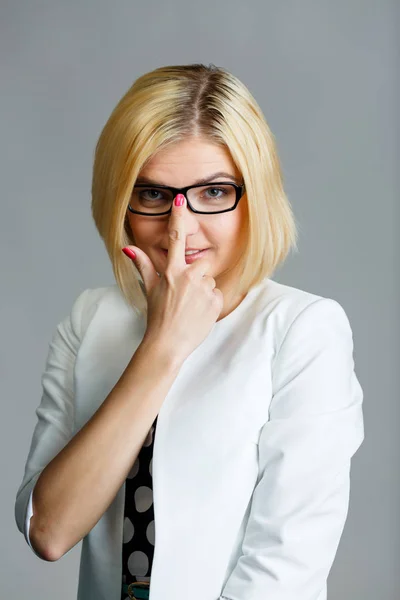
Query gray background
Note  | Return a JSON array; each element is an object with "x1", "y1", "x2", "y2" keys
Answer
[{"x1": 2, "y1": 1, "x2": 398, "y2": 598}]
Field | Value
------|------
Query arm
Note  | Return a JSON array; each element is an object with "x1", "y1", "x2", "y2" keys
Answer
[
  {"x1": 14, "y1": 288, "x2": 182, "y2": 562},
  {"x1": 15, "y1": 287, "x2": 91, "y2": 560},
  {"x1": 218, "y1": 298, "x2": 365, "y2": 600}
]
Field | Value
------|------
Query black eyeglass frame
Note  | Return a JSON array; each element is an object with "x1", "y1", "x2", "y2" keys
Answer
[{"x1": 127, "y1": 181, "x2": 246, "y2": 216}]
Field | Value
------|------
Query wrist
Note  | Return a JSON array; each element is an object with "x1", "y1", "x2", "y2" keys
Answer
[{"x1": 137, "y1": 334, "x2": 185, "y2": 373}]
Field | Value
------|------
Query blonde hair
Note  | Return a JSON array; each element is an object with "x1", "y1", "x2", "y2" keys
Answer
[{"x1": 91, "y1": 63, "x2": 299, "y2": 318}]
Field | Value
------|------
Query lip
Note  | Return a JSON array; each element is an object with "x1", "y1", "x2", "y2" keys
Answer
[{"x1": 161, "y1": 248, "x2": 209, "y2": 263}]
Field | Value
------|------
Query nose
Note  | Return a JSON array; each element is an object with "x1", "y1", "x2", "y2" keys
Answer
[{"x1": 169, "y1": 197, "x2": 202, "y2": 231}]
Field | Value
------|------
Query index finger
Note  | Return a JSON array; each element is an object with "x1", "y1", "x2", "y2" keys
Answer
[{"x1": 166, "y1": 193, "x2": 187, "y2": 270}]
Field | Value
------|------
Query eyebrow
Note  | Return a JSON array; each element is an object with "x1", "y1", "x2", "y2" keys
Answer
[{"x1": 135, "y1": 171, "x2": 241, "y2": 186}]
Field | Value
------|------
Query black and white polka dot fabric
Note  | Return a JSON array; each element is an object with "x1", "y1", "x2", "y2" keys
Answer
[{"x1": 121, "y1": 416, "x2": 158, "y2": 599}]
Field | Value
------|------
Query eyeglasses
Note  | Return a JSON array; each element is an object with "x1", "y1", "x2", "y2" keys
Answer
[{"x1": 127, "y1": 181, "x2": 246, "y2": 216}]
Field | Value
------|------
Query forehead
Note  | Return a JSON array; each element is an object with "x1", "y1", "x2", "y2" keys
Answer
[{"x1": 138, "y1": 138, "x2": 241, "y2": 186}]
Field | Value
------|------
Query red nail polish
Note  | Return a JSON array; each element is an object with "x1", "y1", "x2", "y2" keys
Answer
[
  {"x1": 122, "y1": 247, "x2": 136, "y2": 260},
  {"x1": 174, "y1": 194, "x2": 185, "y2": 207}
]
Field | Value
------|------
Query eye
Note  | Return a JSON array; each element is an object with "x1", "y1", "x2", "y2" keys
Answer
[
  {"x1": 139, "y1": 189, "x2": 164, "y2": 200},
  {"x1": 132, "y1": 187, "x2": 173, "y2": 203},
  {"x1": 204, "y1": 187, "x2": 226, "y2": 197}
]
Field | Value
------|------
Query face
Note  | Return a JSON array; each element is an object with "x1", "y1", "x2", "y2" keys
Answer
[{"x1": 126, "y1": 136, "x2": 248, "y2": 301}]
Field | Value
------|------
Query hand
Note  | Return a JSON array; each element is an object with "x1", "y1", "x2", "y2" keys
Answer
[{"x1": 122, "y1": 193, "x2": 223, "y2": 364}]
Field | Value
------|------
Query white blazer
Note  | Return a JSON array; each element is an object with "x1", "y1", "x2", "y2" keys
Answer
[{"x1": 15, "y1": 277, "x2": 364, "y2": 600}]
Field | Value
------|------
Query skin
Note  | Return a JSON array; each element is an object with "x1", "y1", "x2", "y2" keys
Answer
[{"x1": 126, "y1": 136, "x2": 249, "y2": 321}]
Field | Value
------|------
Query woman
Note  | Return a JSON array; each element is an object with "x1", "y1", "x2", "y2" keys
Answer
[{"x1": 15, "y1": 63, "x2": 364, "y2": 600}]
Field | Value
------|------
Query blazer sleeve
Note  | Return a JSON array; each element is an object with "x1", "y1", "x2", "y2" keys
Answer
[
  {"x1": 14, "y1": 287, "x2": 93, "y2": 559},
  {"x1": 218, "y1": 297, "x2": 365, "y2": 600}
]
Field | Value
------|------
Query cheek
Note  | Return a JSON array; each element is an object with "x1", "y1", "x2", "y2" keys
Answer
[
  {"x1": 127, "y1": 217, "x2": 162, "y2": 244},
  {"x1": 212, "y1": 212, "x2": 244, "y2": 245}
]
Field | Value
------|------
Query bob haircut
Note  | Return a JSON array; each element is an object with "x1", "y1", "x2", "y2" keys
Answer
[{"x1": 91, "y1": 63, "x2": 298, "y2": 318}]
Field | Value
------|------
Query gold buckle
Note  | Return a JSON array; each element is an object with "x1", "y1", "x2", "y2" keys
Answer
[{"x1": 127, "y1": 581, "x2": 150, "y2": 600}]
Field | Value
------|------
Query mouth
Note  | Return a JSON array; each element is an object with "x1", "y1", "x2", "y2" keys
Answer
[{"x1": 161, "y1": 248, "x2": 210, "y2": 262}]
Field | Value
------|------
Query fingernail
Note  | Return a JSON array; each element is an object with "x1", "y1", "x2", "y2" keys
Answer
[
  {"x1": 122, "y1": 247, "x2": 136, "y2": 260},
  {"x1": 174, "y1": 194, "x2": 185, "y2": 207}
]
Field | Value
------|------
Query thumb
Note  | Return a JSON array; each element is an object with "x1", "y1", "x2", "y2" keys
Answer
[{"x1": 122, "y1": 246, "x2": 160, "y2": 294}]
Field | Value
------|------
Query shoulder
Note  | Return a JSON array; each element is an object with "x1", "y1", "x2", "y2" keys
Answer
[
  {"x1": 259, "y1": 278, "x2": 353, "y2": 344},
  {"x1": 68, "y1": 283, "x2": 132, "y2": 341}
]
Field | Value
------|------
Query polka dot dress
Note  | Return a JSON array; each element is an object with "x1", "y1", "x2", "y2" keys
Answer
[{"x1": 121, "y1": 416, "x2": 158, "y2": 599}]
